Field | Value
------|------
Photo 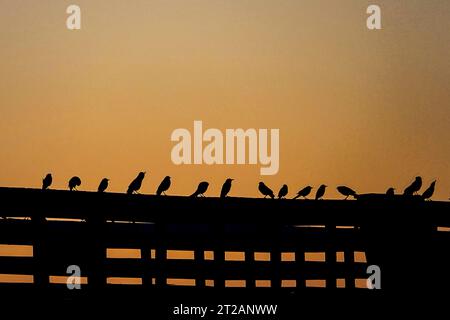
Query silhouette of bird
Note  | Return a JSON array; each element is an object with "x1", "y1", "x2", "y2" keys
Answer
[
  {"x1": 156, "y1": 176, "x2": 171, "y2": 196},
  {"x1": 42, "y1": 173, "x2": 52, "y2": 190},
  {"x1": 68, "y1": 176, "x2": 81, "y2": 191},
  {"x1": 278, "y1": 184, "x2": 288, "y2": 199},
  {"x1": 403, "y1": 176, "x2": 422, "y2": 196},
  {"x1": 337, "y1": 186, "x2": 357, "y2": 200},
  {"x1": 315, "y1": 184, "x2": 327, "y2": 200},
  {"x1": 98, "y1": 178, "x2": 109, "y2": 193},
  {"x1": 422, "y1": 180, "x2": 436, "y2": 201},
  {"x1": 127, "y1": 172, "x2": 146, "y2": 194},
  {"x1": 258, "y1": 182, "x2": 274, "y2": 199},
  {"x1": 386, "y1": 187, "x2": 395, "y2": 196},
  {"x1": 220, "y1": 178, "x2": 233, "y2": 198},
  {"x1": 191, "y1": 181, "x2": 209, "y2": 197},
  {"x1": 293, "y1": 186, "x2": 313, "y2": 200}
]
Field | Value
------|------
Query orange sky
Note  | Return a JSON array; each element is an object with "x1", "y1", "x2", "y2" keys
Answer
[{"x1": 0, "y1": 0, "x2": 449, "y2": 199}]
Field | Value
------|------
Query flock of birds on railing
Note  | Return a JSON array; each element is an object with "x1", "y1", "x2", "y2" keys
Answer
[{"x1": 39, "y1": 173, "x2": 439, "y2": 201}]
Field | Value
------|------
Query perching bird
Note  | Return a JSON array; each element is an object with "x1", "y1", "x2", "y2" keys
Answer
[
  {"x1": 403, "y1": 176, "x2": 422, "y2": 196},
  {"x1": 337, "y1": 186, "x2": 357, "y2": 200},
  {"x1": 258, "y1": 182, "x2": 275, "y2": 199},
  {"x1": 278, "y1": 184, "x2": 288, "y2": 199},
  {"x1": 42, "y1": 173, "x2": 52, "y2": 190},
  {"x1": 127, "y1": 172, "x2": 146, "y2": 194},
  {"x1": 156, "y1": 176, "x2": 171, "y2": 196},
  {"x1": 68, "y1": 176, "x2": 81, "y2": 191},
  {"x1": 293, "y1": 186, "x2": 313, "y2": 199},
  {"x1": 386, "y1": 187, "x2": 395, "y2": 196},
  {"x1": 315, "y1": 184, "x2": 327, "y2": 200},
  {"x1": 422, "y1": 180, "x2": 436, "y2": 201},
  {"x1": 98, "y1": 178, "x2": 109, "y2": 193},
  {"x1": 191, "y1": 181, "x2": 209, "y2": 197},
  {"x1": 220, "y1": 178, "x2": 233, "y2": 198}
]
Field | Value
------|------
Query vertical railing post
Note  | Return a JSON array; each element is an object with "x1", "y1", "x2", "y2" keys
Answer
[
  {"x1": 245, "y1": 246, "x2": 256, "y2": 288},
  {"x1": 194, "y1": 248, "x2": 205, "y2": 288},
  {"x1": 295, "y1": 233, "x2": 305, "y2": 289},
  {"x1": 32, "y1": 209, "x2": 48, "y2": 289},
  {"x1": 86, "y1": 214, "x2": 106, "y2": 292},
  {"x1": 269, "y1": 224, "x2": 282, "y2": 289},
  {"x1": 344, "y1": 248, "x2": 355, "y2": 289},
  {"x1": 154, "y1": 222, "x2": 166, "y2": 287},
  {"x1": 213, "y1": 223, "x2": 225, "y2": 289},
  {"x1": 141, "y1": 246, "x2": 153, "y2": 288},
  {"x1": 325, "y1": 223, "x2": 337, "y2": 289}
]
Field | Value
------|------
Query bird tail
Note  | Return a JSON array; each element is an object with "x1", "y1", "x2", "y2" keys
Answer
[
  {"x1": 270, "y1": 193, "x2": 275, "y2": 199},
  {"x1": 190, "y1": 191, "x2": 199, "y2": 197},
  {"x1": 127, "y1": 188, "x2": 133, "y2": 194},
  {"x1": 293, "y1": 194, "x2": 300, "y2": 200}
]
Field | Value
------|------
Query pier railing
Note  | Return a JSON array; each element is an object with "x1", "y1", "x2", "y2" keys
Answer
[{"x1": 0, "y1": 187, "x2": 449, "y2": 296}]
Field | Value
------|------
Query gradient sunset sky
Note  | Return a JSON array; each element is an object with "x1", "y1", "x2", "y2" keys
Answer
[{"x1": 1, "y1": 0, "x2": 449, "y2": 199}]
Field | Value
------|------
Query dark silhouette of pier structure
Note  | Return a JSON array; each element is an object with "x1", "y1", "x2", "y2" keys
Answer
[{"x1": 0, "y1": 187, "x2": 449, "y2": 301}]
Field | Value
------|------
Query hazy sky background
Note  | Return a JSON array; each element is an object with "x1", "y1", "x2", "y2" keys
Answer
[{"x1": 1, "y1": 0, "x2": 449, "y2": 199}]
